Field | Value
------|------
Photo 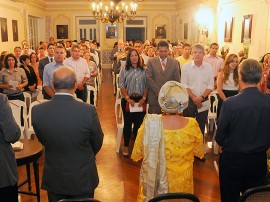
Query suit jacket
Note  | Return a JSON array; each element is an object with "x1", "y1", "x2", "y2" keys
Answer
[
  {"x1": 216, "y1": 87, "x2": 270, "y2": 153},
  {"x1": 38, "y1": 57, "x2": 50, "y2": 82},
  {"x1": 32, "y1": 95, "x2": 104, "y2": 195},
  {"x1": 110, "y1": 47, "x2": 120, "y2": 73},
  {"x1": 146, "y1": 56, "x2": 180, "y2": 106},
  {"x1": 0, "y1": 93, "x2": 20, "y2": 188}
]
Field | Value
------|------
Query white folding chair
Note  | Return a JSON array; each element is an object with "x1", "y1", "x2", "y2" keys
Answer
[
  {"x1": 23, "y1": 92, "x2": 31, "y2": 104},
  {"x1": 27, "y1": 99, "x2": 49, "y2": 139},
  {"x1": 9, "y1": 100, "x2": 27, "y2": 139},
  {"x1": 205, "y1": 92, "x2": 218, "y2": 154},
  {"x1": 208, "y1": 92, "x2": 218, "y2": 130},
  {"x1": 86, "y1": 85, "x2": 97, "y2": 106},
  {"x1": 112, "y1": 71, "x2": 116, "y2": 95},
  {"x1": 115, "y1": 99, "x2": 124, "y2": 153}
]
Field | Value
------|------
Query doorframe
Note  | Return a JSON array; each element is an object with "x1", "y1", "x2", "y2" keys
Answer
[{"x1": 123, "y1": 16, "x2": 147, "y2": 42}]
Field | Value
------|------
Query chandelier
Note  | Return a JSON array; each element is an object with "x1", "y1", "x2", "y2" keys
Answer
[{"x1": 89, "y1": 0, "x2": 138, "y2": 24}]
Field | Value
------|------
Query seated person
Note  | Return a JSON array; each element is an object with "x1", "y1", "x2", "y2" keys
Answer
[{"x1": 131, "y1": 81, "x2": 204, "y2": 201}]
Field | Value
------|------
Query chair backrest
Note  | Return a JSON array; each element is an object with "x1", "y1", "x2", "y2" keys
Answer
[
  {"x1": 23, "y1": 92, "x2": 32, "y2": 104},
  {"x1": 9, "y1": 100, "x2": 27, "y2": 139},
  {"x1": 58, "y1": 198, "x2": 100, "y2": 202},
  {"x1": 148, "y1": 193, "x2": 200, "y2": 202},
  {"x1": 208, "y1": 92, "x2": 218, "y2": 114},
  {"x1": 116, "y1": 74, "x2": 120, "y2": 89},
  {"x1": 86, "y1": 85, "x2": 97, "y2": 106},
  {"x1": 28, "y1": 99, "x2": 49, "y2": 130},
  {"x1": 238, "y1": 184, "x2": 270, "y2": 202},
  {"x1": 115, "y1": 99, "x2": 123, "y2": 126}
]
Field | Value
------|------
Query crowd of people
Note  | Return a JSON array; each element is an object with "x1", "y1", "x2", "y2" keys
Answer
[
  {"x1": 0, "y1": 38, "x2": 101, "y2": 104},
  {"x1": 114, "y1": 39, "x2": 270, "y2": 202},
  {"x1": 0, "y1": 36, "x2": 270, "y2": 202}
]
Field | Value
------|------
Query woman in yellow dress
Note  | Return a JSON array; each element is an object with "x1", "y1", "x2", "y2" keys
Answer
[{"x1": 131, "y1": 81, "x2": 204, "y2": 202}]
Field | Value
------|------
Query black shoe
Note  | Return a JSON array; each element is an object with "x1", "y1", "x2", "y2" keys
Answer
[{"x1": 195, "y1": 156, "x2": 206, "y2": 161}]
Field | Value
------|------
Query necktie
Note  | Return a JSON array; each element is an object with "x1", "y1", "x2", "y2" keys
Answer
[
  {"x1": 162, "y1": 60, "x2": 166, "y2": 71},
  {"x1": 50, "y1": 58, "x2": 53, "y2": 62}
]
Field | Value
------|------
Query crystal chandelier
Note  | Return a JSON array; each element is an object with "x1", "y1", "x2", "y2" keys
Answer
[{"x1": 89, "y1": 0, "x2": 138, "y2": 24}]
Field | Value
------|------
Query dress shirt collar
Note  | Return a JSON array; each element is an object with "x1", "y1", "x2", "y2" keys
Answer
[
  {"x1": 206, "y1": 54, "x2": 219, "y2": 59},
  {"x1": 55, "y1": 92, "x2": 73, "y2": 96},
  {"x1": 159, "y1": 57, "x2": 167, "y2": 63},
  {"x1": 191, "y1": 60, "x2": 205, "y2": 69},
  {"x1": 71, "y1": 57, "x2": 80, "y2": 62},
  {"x1": 240, "y1": 87, "x2": 260, "y2": 94},
  {"x1": 6, "y1": 68, "x2": 19, "y2": 73}
]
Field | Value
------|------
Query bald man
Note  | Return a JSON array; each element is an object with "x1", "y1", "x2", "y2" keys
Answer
[{"x1": 32, "y1": 66, "x2": 104, "y2": 202}]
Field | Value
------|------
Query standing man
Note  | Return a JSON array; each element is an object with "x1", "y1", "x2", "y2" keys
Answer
[
  {"x1": 216, "y1": 59, "x2": 270, "y2": 202},
  {"x1": 146, "y1": 40, "x2": 180, "y2": 114},
  {"x1": 134, "y1": 40, "x2": 148, "y2": 65},
  {"x1": 0, "y1": 93, "x2": 21, "y2": 202},
  {"x1": 32, "y1": 66, "x2": 103, "y2": 202},
  {"x1": 110, "y1": 39, "x2": 124, "y2": 95},
  {"x1": 203, "y1": 43, "x2": 223, "y2": 87},
  {"x1": 181, "y1": 44, "x2": 214, "y2": 134},
  {"x1": 65, "y1": 45, "x2": 90, "y2": 102},
  {"x1": 14, "y1": 46, "x2": 22, "y2": 66},
  {"x1": 43, "y1": 45, "x2": 66, "y2": 99},
  {"x1": 176, "y1": 43, "x2": 192, "y2": 70},
  {"x1": 39, "y1": 43, "x2": 55, "y2": 99}
]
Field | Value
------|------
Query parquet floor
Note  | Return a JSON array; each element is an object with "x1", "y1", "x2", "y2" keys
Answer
[{"x1": 17, "y1": 68, "x2": 221, "y2": 202}]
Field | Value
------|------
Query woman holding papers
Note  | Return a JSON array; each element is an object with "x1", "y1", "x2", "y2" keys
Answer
[
  {"x1": 119, "y1": 48, "x2": 148, "y2": 157},
  {"x1": 0, "y1": 54, "x2": 28, "y2": 101}
]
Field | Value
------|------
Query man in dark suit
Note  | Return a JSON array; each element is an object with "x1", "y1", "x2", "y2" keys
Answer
[
  {"x1": 146, "y1": 40, "x2": 180, "y2": 114},
  {"x1": 216, "y1": 59, "x2": 270, "y2": 202},
  {"x1": 0, "y1": 93, "x2": 21, "y2": 202},
  {"x1": 32, "y1": 66, "x2": 104, "y2": 202},
  {"x1": 110, "y1": 39, "x2": 124, "y2": 95},
  {"x1": 38, "y1": 43, "x2": 55, "y2": 99}
]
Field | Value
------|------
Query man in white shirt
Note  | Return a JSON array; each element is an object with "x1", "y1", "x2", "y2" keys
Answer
[
  {"x1": 181, "y1": 44, "x2": 214, "y2": 135},
  {"x1": 66, "y1": 45, "x2": 90, "y2": 102}
]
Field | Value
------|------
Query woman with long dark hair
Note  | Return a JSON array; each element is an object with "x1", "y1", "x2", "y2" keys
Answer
[
  {"x1": 216, "y1": 54, "x2": 239, "y2": 118},
  {"x1": 119, "y1": 48, "x2": 148, "y2": 156},
  {"x1": 19, "y1": 54, "x2": 37, "y2": 93}
]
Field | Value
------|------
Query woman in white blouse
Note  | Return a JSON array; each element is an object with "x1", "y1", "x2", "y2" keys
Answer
[{"x1": 217, "y1": 54, "x2": 239, "y2": 118}]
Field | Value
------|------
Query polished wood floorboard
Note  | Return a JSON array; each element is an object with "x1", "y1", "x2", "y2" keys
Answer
[{"x1": 17, "y1": 68, "x2": 221, "y2": 202}]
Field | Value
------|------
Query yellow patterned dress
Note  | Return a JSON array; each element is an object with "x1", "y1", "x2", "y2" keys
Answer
[{"x1": 132, "y1": 117, "x2": 204, "y2": 200}]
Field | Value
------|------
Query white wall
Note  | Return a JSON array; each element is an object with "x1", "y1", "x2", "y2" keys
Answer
[
  {"x1": 176, "y1": 0, "x2": 270, "y2": 59},
  {"x1": 0, "y1": 0, "x2": 46, "y2": 53},
  {"x1": 217, "y1": 0, "x2": 270, "y2": 59}
]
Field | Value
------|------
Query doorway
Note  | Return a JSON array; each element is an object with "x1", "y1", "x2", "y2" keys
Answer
[
  {"x1": 126, "y1": 27, "x2": 145, "y2": 41},
  {"x1": 124, "y1": 17, "x2": 147, "y2": 42}
]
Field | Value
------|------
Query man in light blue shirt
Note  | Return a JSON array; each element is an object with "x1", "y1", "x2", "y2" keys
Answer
[{"x1": 43, "y1": 45, "x2": 68, "y2": 99}]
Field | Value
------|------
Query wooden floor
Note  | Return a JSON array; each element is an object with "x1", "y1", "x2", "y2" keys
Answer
[{"x1": 17, "y1": 68, "x2": 221, "y2": 202}]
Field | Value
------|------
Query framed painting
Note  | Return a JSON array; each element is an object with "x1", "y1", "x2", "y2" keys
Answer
[
  {"x1": 184, "y1": 23, "x2": 188, "y2": 40},
  {"x1": 12, "y1": 20, "x2": 18, "y2": 41},
  {"x1": 241, "y1": 14, "x2": 253, "y2": 43},
  {"x1": 155, "y1": 25, "x2": 166, "y2": 39},
  {"x1": 224, "y1": 17, "x2": 233, "y2": 42},
  {"x1": 0, "y1": 17, "x2": 8, "y2": 42},
  {"x1": 106, "y1": 24, "x2": 117, "y2": 38},
  {"x1": 56, "y1": 25, "x2": 68, "y2": 39}
]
